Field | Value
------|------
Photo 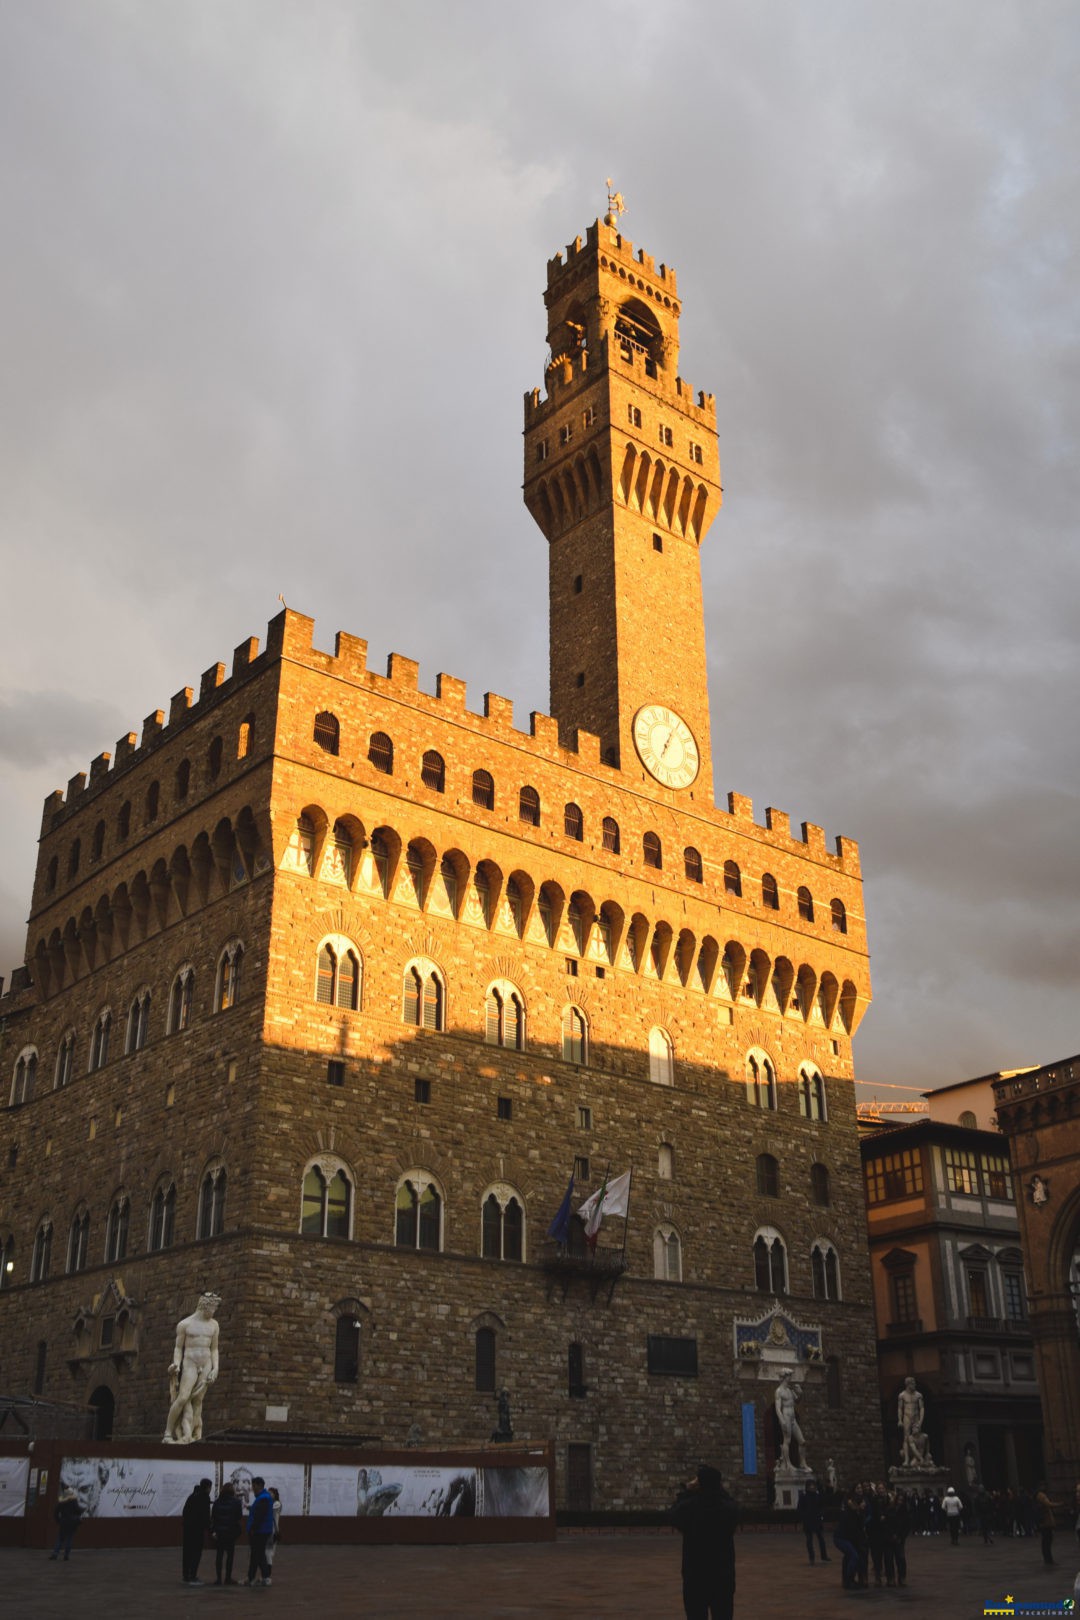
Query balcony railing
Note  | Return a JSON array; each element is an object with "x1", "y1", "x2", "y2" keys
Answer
[
  {"x1": 967, "y1": 1315, "x2": 1004, "y2": 1333},
  {"x1": 885, "y1": 1319, "x2": 923, "y2": 1336}
]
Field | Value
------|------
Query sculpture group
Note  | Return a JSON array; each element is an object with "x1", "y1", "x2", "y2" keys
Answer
[{"x1": 162, "y1": 1292, "x2": 221, "y2": 1444}]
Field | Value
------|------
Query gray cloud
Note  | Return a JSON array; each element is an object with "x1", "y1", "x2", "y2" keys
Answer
[{"x1": 1, "y1": 0, "x2": 1077, "y2": 1094}]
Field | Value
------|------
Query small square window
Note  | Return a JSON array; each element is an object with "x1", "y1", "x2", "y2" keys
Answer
[
  {"x1": 652, "y1": 534, "x2": 663, "y2": 553},
  {"x1": 573, "y1": 574, "x2": 583, "y2": 594},
  {"x1": 566, "y1": 959, "x2": 578, "y2": 977},
  {"x1": 576, "y1": 672, "x2": 585, "y2": 687},
  {"x1": 99, "y1": 1316, "x2": 115, "y2": 1349},
  {"x1": 414, "y1": 1078, "x2": 431, "y2": 1105},
  {"x1": 583, "y1": 405, "x2": 596, "y2": 428},
  {"x1": 595, "y1": 965, "x2": 605, "y2": 979},
  {"x1": 577, "y1": 1106, "x2": 592, "y2": 1131},
  {"x1": 574, "y1": 1155, "x2": 590, "y2": 1183},
  {"x1": 497, "y1": 1096, "x2": 513, "y2": 1122},
  {"x1": 327, "y1": 1060, "x2": 345, "y2": 1088},
  {"x1": 831, "y1": 1040, "x2": 840, "y2": 1055}
]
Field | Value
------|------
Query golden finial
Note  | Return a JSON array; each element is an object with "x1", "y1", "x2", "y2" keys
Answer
[{"x1": 604, "y1": 178, "x2": 626, "y2": 228}]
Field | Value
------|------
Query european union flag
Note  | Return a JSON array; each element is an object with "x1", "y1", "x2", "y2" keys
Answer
[{"x1": 546, "y1": 1172, "x2": 575, "y2": 1244}]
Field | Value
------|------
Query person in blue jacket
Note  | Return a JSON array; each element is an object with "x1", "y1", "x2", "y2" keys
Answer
[{"x1": 245, "y1": 1476, "x2": 275, "y2": 1587}]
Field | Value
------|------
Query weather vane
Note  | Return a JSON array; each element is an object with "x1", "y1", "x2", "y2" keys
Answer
[{"x1": 605, "y1": 179, "x2": 626, "y2": 227}]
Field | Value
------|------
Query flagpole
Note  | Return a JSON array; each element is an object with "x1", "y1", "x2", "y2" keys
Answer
[{"x1": 619, "y1": 1160, "x2": 634, "y2": 1270}]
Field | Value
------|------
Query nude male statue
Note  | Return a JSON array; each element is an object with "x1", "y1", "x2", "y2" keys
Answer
[
  {"x1": 774, "y1": 1370, "x2": 809, "y2": 1470},
  {"x1": 163, "y1": 1292, "x2": 221, "y2": 1444},
  {"x1": 897, "y1": 1375, "x2": 932, "y2": 1467}
]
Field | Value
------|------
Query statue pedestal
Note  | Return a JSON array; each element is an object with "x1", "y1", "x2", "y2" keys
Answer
[
  {"x1": 773, "y1": 1462, "x2": 814, "y2": 1511},
  {"x1": 887, "y1": 1463, "x2": 948, "y2": 1489}
]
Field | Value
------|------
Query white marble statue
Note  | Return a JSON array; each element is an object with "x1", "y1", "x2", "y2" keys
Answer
[
  {"x1": 163, "y1": 1291, "x2": 220, "y2": 1444},
  {"x1": 826, "y1": 1457, "x2": 838, "y2": 1492},
  {"x1": 774, "y1": 1370, "x2": 810, "y2": 1471},
  {"x1": 897, "y1": 1376, "x2": 936, "y2": 1468}
]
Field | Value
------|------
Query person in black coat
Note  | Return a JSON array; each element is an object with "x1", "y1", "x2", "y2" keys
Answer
[
  {"x1": 49, "y1": 1488, "x2": 84, "y2": 1561},
  {"x1": 210, "y1": 1480, "x2": 244, "y2": 1585},
  {"x1": 797, "y1": 1480, "x2": 830, "y2": 1564},
  {"x1": 670, "y1": 1464, "x2": 739, "y2": 1620},
  {"x1": 181, "y1": 1478, "x2": 213, "y2": 1586}
]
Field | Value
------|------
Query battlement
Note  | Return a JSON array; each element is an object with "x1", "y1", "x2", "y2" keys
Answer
[
  {"x1": 547, "y1": 218, "x2": 679, "y2": 303},
  {"x1": 523, "y1": 334, "x2": 716, "y2": 428},
  {"x1": 38, "y1": 606, "x2": 862, "y2": 875}
]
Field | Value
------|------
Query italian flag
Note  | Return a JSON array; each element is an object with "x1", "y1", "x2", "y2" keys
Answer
[{"x1": 577, "y1": 1170, "x2": 632, "y2": 1249}]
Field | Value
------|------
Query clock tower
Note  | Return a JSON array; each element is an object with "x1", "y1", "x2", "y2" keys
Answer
[{"x1": 523, "y1": 207, "x2": 722, "y2": 806}]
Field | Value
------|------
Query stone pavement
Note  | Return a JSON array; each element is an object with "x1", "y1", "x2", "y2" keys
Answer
[{"x1": 4, "y1": 1528, "x2": 1077, "y2": 1618}]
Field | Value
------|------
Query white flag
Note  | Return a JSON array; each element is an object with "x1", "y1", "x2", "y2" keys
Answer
[{"x1": 577, "y1": 1170, "x2": 632, "y2": 1240}]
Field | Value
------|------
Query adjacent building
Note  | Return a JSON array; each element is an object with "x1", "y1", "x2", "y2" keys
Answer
[
  {"x1": 861, "y1": 1074, "x2": 1043, "y2": 1487},
  {"x1": 0, "y1": 210, "x2": 882, "y2": 1507}
]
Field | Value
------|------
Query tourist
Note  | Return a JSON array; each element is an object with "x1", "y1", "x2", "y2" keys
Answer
[
  {"x1": 797, "y1": 1479, "x2": 829, "y2": 1565},
  {"x1": 1035, "y1": 1483, "x2": 1061, "y2": 1566},
  {"x1": 833, "y1": 1489, "x2": 868, "y2": 1590},
  {"x1": 210, "y1": 1479, "x2": 243, "y2": 1585},
  {"x1": 181, "y1": 1477, "x2": 213, "y2": 1586},
  {"x1": 670, "y1": 1464, "x2": 738, "y2": 1620},
  {"x1": 245, "y1": 1475, "x2": 275, "y2": 1587},
  {"x1": 264, "y1": 1486, "x2": 283, "y2": 1579},
  {"x1": 942, "y1": 1485, "x2": 963, "y2": 1546},
  {"x1": 48, "y1": 1487, "x2": 83, "y2": 1562}
]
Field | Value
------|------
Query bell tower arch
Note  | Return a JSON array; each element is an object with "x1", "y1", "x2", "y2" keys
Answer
[{"x1": 523, "y1": 208, "x2": 722, "y2": 806}]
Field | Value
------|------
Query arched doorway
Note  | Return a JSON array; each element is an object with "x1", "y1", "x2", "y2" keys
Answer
[{"x1": 89, "y1": 1385, "x2": 114, "y2": 1442}]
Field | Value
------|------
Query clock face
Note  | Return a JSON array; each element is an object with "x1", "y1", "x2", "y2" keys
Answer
[{"x1": 632, "y1": 705, "x2": 700, "y2": 789}]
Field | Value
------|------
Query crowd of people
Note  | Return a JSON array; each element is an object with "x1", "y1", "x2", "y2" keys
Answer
[{"x1": 181, "y1": 1474, "x2": 282, "y2": 1588}]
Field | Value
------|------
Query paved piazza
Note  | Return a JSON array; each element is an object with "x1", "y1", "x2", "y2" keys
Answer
[{"x1": 4, "y1": 1528, "x2": 1077, "y2": 1618}]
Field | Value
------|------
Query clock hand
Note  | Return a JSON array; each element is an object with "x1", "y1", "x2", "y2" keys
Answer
[{"x1": 658, "y1": 729, "x2": 673, "y2": 758}]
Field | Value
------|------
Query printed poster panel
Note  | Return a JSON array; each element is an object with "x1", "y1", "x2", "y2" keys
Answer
[
  {"x1": 310, "y1": 1465, "x2": 478, "y2": 1519},
  {"x1": 59, "y1": 1457, "x2": 211, "y2": 1518},
  {"x1": 478, "y1": 1467, "x2": 549, "y2": 1518},
  {"x1": 222, "y1": 1460, "x2": 305, "y2": 1518},
  {"x1": 0, "y1": 1456, "x2": 29, "y2": 1517}
]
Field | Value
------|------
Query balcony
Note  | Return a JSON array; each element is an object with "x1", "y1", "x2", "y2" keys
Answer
[
  {"x1": 885, "y1": 1319, "x2": 923, "y2": 1337},
  {"x1": 541, "y1": 1241, "x2": 628, "y2": 1303},
  {"x1": 967, "y1": 1315, "x2": 1006, "y2": 1334}
]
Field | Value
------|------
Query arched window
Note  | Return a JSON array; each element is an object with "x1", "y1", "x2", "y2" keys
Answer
[
  {"x1": 0, "y1": 1235, "x2": 13, "y2": 1289},
  {"x1": 67, "y1": 1209, "x2": 90, "y2": 1274},
  {"x1": 812, "y1": 1240, "x2": 841, "y2": 1301},
  {"x1": 762, "y1": 873, "x2": 779, "y2": 910},
  {"x1": 505, "y1": 877, "x2": 523, "y2": 935},
  {"x1": 301, "y1": 1159, "x2": 353, "y2": 1239},
  {"x1": 54, "y1": 1032, "x2": 75, "y2": 1091},
  {"x1": 198, "y1": 1164, "x2": 227, "y2": 1239},
  {"x1": 30, "y1": 1219, "x2": 52, "y2": 1283},
  {"x1": 11, "y1": 1048, "x2": 37, "y2": 1106},
  {"x1": 797, "y1": 886, "x2": 814, "y2": 922},
  {"x1": 481, "y1": 1185, "x2": 525, "y2": 1262},
  {"x1": 325, "y1": 820, "x2": 353, "y2": 885},
  {"x1": 561, "y1": 1005, "x2": 587, "y2": 1065},
  {"x1": 285, "y1": 813, "x2": 315, "y2": 875},
  {"x1": 314, "y1": 711, "x2": 340, "y2": 755},
  {"x1": 811, "y1": 1163, "x2": 831, "y2": 1207},
  {"x1": 334, "y1": 1311, "x2": 361, "y2": 1383},
  {"x1": 475, "y1": 1325, "x2": 496, "y2": 1392},
  {"x1": 395, "y1": 1173, "x2": 442, "y2": 1252},
  {"x1": 148, "y1": 1181, "x2": 176, "y2": 1252},
  {"x1": 403, "y1": 959, "x2": 444, "y2": 1030},
  {"x1": 176, "y1": 759, "x2": 191, "y2": 801},
  {"x1": 959, "y1": 1109, "x2": 977, "y2": 1129},
  {"x1": 316, "y1": 938, "x2": 362, "y2": 1010},
  {"x1": 799, "y1": 1062, "x2": 827, "y2": 1122},
  {"x1": 745, "y1": 1049, "x2": 777, "y2": 1110},
  {"x1": 126, "y1": 991, "x2": 151, "y2": 1054},
  {"x1": 643, "y1": 832, "x2": 662, "y2": 870},
  {"x1": 653, "y1": 1225, "x2": 682, "y2": 1282},
  {"x1": 485, "y1": 982, "x2": 525, "y2": 1050},
  {"x1": 519, "y1": 785, "x2": 541, "y2": 826},
  {"x1": 237, "y1": 716, "x2": 253, "y2": 759},
  {"x1": 89, "y1": 1011, "x2": 112, "y2": 1072},
  {"x1": 564, "y1": 802, "x2": 584, "y2": 841},
  {"x1": 68, "y1": 838, "x2": 81, "y2": 879},
  {"x1": 723, "y1": 860, "x2": 742, "y2": 897},
  {"x1": 472, "y1": 769, "x2": 495, "y2": 810},
  {"x1": 117, "y1": 801, "x2": 131, "y2": 841},
  {"x1": 684, "y1": 847, "x2": 703, "y2": 883},
  {"x1": 147, "y1": 779, "x2": 161, "y2": 820},
  {"x1": 831, "y1": 898, "x2": 847, "y2": 934},
  {"x1": 168, "y1": 966, "x2": 195, "y2": 1033},
  {"x1": 215, "y1": 941, "x2": 244, "y2": 1012},
  {"x1": 648, "y1": 1027, "x2": 674, "y2": 1086},
  {"x1": 421, "y1": 750, "x2": 445, "y2": 792},
  {"x1": 91, "y1": 820, "x2": 106, "y2": 861},
  {"x1": 756, "y1": 1153, "x2": 779, "y2": 1197},
  {"x1": 208, "y1": 737, "x2": 223, "y2": 780},
  {"x1": 368, "y1": 731, "x2": 393, "y2": 774},
  {"x1": 46, "y1": 855, "x2": 58, "y2": 893},
  {"x1": 105, "y1": 1195, "x2": 130, "y2": 1264},
  {"x1": 602, "y1": 817, "x2": 620, "y2": 854},
  {"x1": 753, "y1": 1227, "x2": 788, "y2": 1293}
]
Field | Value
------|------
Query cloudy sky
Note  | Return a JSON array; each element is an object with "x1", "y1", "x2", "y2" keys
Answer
[{"x1": 1, "y1": 2, "x2": 1077, "y2": 1097}]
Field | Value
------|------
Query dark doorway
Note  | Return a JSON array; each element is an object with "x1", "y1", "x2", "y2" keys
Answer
[
  {"x1": 566, "y1": 1443, "x2": 592, "y2": 1511},
  {"x1": 89, "y1": 1385, "x2": 115, "y2": 1441}
]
